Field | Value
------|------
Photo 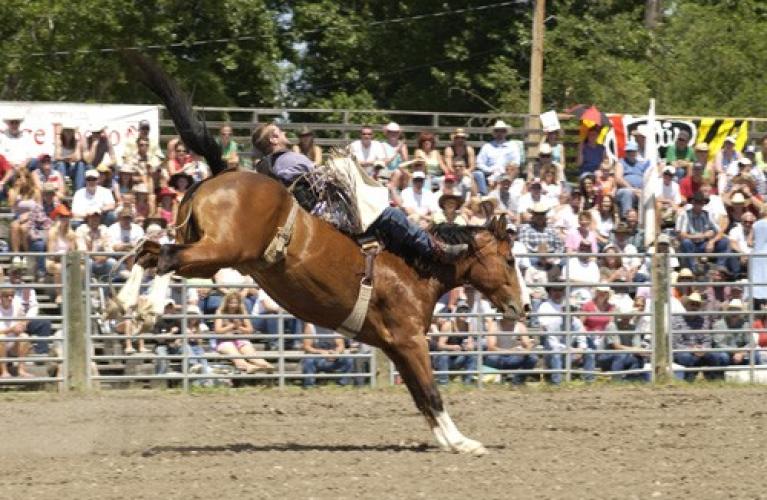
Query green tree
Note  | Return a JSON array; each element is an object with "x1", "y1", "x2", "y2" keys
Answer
[{"x1": 0, "y1": 0, "x2": 286, "y2": 106}]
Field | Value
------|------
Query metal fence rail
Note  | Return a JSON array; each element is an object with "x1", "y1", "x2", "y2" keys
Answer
[{"x1": 3, "y1": 249, "x2": 767, "y2": 391}]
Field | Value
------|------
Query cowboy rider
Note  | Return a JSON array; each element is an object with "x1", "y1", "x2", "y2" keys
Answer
[{"x1": 251, "y1": 123, "x2": 468, "y2": 263}]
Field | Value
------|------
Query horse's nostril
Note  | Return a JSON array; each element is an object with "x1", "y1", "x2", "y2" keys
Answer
[{"x1": 523, "y1": 303, "x2": 531, "y2": 313}]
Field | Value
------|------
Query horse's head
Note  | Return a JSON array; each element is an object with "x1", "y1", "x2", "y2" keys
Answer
[{"x1": 454, "y1": 216, "x2": 530, "y2": 322}]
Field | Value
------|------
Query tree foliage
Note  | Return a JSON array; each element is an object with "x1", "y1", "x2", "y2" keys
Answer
[{"x1": 3, "y1": 1, "x2": 767, "y2": 117}]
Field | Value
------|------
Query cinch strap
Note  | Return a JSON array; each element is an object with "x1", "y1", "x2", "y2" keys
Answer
[
  {"x1": 259, "y1": 200, "x2": 300, "y2": 266},
  {"x1": 337, "y1": 241, "x2": 379, "y2": 338}
]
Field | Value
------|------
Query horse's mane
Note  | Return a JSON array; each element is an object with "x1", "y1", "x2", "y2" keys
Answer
[
  {"x1": 428, "y1": 223, "x2": 485, "y2": 249},
  {"x1": 396, "y1": 223, "x2": 487, "y2": 278}
]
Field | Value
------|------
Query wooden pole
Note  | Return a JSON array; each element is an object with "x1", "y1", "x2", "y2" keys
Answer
[
  {"x1": 65, "y1": 251, "x2": 89, "y2": 391},
  {"x1": 526, "y1": 0, "x2": 546, "y2": 166},
  {"x1": 652, "y1": 251, "x2": 671, "y2": 382}
]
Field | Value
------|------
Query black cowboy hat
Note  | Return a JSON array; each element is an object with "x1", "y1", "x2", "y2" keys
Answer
[
  {"x1": 438, "y1": 193, "x2": 465, "y2": 210},
  {"x1": 169, "y1": 171, "x2": 195, "y2": 190}
]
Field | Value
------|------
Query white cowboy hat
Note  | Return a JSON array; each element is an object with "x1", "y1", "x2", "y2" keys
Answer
[
  {"x1": 384, "y1": 122, "x2": 401, "y2": 133},
  {"x1": 491, "y1": 120, "x2": 510, "y2": 130}
]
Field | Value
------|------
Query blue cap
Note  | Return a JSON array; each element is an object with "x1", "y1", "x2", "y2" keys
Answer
[{"x1": 624, "y1": 141, "x2": 639, "y2": 152}]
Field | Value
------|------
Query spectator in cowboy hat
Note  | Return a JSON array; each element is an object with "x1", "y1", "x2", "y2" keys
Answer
[
  {"x1": 713, "y1": 298, "x2": 761, "y2": 366},
  {"x1": 517, "y1": 177, "x2": 553, "y2": 220},
  {"x1": 169, "y1": 171, "x2": 194, "y2": 196},
  {"x1": 71, "y1": 168, "x2": 116, "y2": 227},
  {"x1": 292, "y1": 126, "x2": 323, "y2": 165},
  {"x1": 671, "y1": 291, "x2": 728, "y2": 382},
  {"x1": 433, "y1": 193, "x2": 466, "y2": 225},
  {"x1": 615, "y1": 140, "x2": 651, "y2": 218},
  {"x1": 488, "y1": 173, "x2": 516, "y2": 216},
  {"x1": 518, "y1": 202, "x2": 564, "y2": 265},
  {"x1": 1, "y1": 113, "x2": 36, "y2": 169},
  {"x1": 475, "y1": 120, "x2": 523, "y2": 195},
  {"x1": 677, "y1": 190, "x2": 736, "y2": 274},
  {"x1": 431, "y1": 173, "x2": 464, "y2": 208},
  {"x1": 468, "y1": 195, "x2": 499, "y2": 226},
  {"x1": 609, "y1": 222, "x2": 643, "y2": 281},
  {"x1": 380, "y1": 122, "x2": 408, "y2": 171},
  {"x1": 444, "y1": 127, "x2": 475, "y2": 174}
]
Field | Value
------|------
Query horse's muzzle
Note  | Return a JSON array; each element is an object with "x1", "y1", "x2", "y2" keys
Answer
[{"x1": 502, "y1": 301, "x2": 529, "y2": 322}]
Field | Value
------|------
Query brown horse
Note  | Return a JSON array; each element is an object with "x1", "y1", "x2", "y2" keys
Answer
[{"x1": 125, "y1": 55, "x2": 529, "y2": 455}]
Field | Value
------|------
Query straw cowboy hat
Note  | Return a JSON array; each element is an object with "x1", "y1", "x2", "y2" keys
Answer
[
  {"x1": 398, "y1": 158, "x2": 427, "y2": 171},
  {"x1": 451, "y1": 128, "x2": 468, "y2": 139},
  {"x1": 384, "y1": 122, "x2": 401, "y2": 133},
  {"x1": 491, "y1": 120, "x2": 510, "y2": 130},
  {"x1": 528, "y1": 202, "x2": 550, "y2": 214},
  {"x1": 438, "y1": 193, "x2": 465, "y2": 210},
  {"x1": 726, "y1": 298, "x2": 745, "y2": 310},
  {"x1": 684, "y1": 292, "x2": 703, "y2": 306},
  {"x1": 694, "y1": 143, "x2": 709, "y2": 152}
]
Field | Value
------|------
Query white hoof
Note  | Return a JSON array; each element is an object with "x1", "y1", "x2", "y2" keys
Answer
[
  {"x1": 454, "y1": 438, "x2": 488, "y2": 456},
  {"x1": 432, "y1": 410, "x2": 488, "y2": 455}
]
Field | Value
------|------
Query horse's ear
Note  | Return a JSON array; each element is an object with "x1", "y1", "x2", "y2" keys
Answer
[{"x1": 493, "y1": 214, "x2": 508, "y2": 240}]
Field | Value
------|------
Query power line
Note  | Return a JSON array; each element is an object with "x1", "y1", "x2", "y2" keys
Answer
[
  {"x1": 303, "y1": 47, "x2": 513, "y2": 93},
  {"x1": 9, "y1": 0, "x2": 526, "y2": 59}
]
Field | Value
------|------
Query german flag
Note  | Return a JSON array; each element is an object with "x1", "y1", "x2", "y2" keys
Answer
[{"x1": 695, "y1": 119, "x2": 749, "y2": 160}]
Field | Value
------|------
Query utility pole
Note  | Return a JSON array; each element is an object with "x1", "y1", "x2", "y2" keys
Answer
[{"x1": 526, "y1": 0, "x2": 546, "y2": 167}]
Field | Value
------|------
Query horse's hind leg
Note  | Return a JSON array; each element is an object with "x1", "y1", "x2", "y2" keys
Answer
[{"x1": 384, "y1": 335, "x2": 487, "y2": 455}]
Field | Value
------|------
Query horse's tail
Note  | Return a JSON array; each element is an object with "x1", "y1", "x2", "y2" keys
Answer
[{"x1": 124, "y1": 52, "x2": 228, "y2": 177}]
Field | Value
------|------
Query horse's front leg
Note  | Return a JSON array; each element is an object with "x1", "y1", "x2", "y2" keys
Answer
[{"x1": 383, "y1": 332, "x2": 487, "y2": 455}]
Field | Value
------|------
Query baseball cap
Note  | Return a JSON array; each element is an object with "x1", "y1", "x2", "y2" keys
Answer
[
  {"x1": 412, "y1": 171, "x2": 426, "y2": 180},
  {"x1": 138, "y1": 119, "x2": 151, "y2": 129}
]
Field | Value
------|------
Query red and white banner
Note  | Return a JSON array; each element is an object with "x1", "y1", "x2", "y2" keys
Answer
[{"x1": 0, "y1": 102, "x2": 160, "y2": 160}]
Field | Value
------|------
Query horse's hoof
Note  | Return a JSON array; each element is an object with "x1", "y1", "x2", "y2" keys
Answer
[{"x1": 454, "y1": 439, "x2": 488, "y2": 456}]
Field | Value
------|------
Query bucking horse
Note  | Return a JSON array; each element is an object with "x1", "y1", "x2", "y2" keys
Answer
[{"x1": 118, "y1": 54, "x2": 530, "y2": 455}]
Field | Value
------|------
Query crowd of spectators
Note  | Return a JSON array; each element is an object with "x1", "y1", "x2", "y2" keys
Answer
[{"x1": 2, "y1": 111, "x2": 767, "y2": 385}]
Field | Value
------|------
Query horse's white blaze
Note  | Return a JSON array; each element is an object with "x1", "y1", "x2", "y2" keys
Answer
[
  {"x1": 117, "y1": 264, "x2": 145, "y2": 309},
  {"x1": 514, "y1": 259, "x2": 531, "y2": 309},
  {"x1": 433, "y1": 410, "x2": 487, "y2": 455},
  {"x1": 147, "y1": 272, "x2": 173, "y2": 313}
]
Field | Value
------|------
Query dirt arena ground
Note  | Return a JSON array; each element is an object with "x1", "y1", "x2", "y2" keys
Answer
[{"x1": 2, "y1": 384, "x2": 766, "y2": 500}]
